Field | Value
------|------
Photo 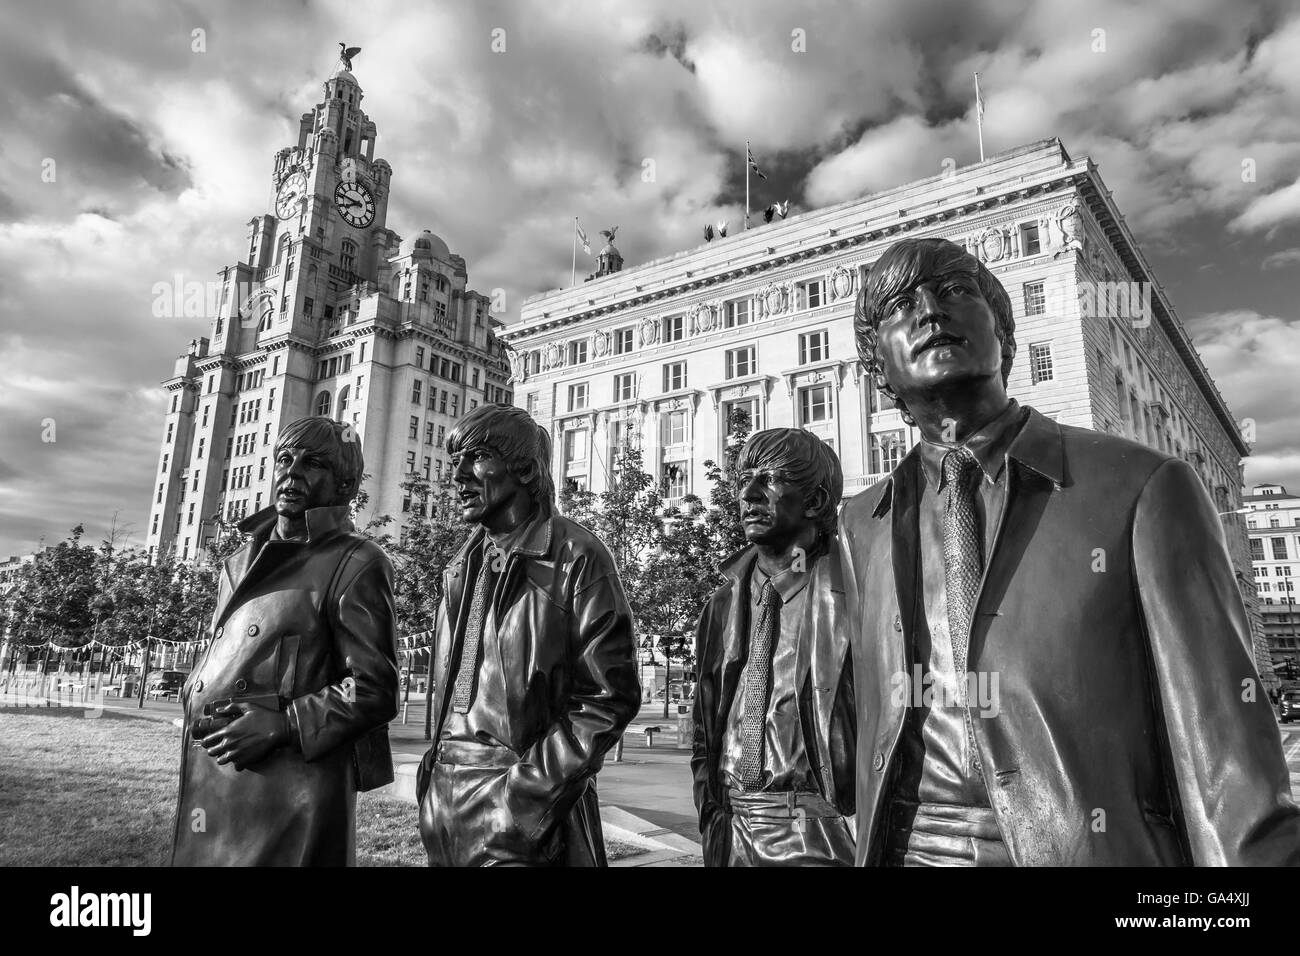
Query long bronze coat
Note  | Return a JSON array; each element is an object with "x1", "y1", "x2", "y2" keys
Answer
[
  {"x1": 172, "y1": 506, "x2": 399, "y2": 866},
  {"x1": 418, "y1": 512, "x2": 640, "y2": 865},
  {"x1": 839, "y1": 406, "x2": 1300, "y2": 865},
  {"x1": 690, "y1": 545, "x2": 855, "y2": 867}
]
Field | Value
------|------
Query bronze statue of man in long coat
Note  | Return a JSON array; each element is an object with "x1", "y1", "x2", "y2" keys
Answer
[
  {"x1": 691, "y1": 428, "x2": 856, "y2": 866},
  {"x1": 172, "y1": 416, "x2": 400, "y2": 866},
  {"x1": 839, "y1": 236, "x2": 1300, "y2": 865},
  {"x1": 418, "y1": 404, "x2": 640, "y2": 866}
]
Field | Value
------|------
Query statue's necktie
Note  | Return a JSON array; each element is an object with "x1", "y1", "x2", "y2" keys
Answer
[
  {"x1": 942, "y1": 447, "x2": 984, "y2": 772},
  {"x1": 739, "y1": 580, "x2": 781, "y2": 791},
  {"x1": 451, "y1": 544, "x2": 496, "y2": 713}
]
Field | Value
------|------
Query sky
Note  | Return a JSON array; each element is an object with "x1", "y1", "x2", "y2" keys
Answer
[{"x1": 0, "y1": 0, "x2": 1298, "y2": 557}]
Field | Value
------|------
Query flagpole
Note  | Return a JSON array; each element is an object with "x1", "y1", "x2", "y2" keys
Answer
[
  {"x1": 744, "y1": 139, "x2": 750, "y2": 230},
  {"x1": 974, "y1": 72, "x2": 985, "y2": 162},
  {"x1": 571, "y1": 217, "x2": 577, "y2": 286}
]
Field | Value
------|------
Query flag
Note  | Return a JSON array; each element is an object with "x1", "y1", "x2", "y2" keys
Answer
[
  {"x1": 576, "y1": 220, "x2": 591, "y2": 255},
  {"x1": 974, "y1": 72, "x2": 985, "y2": 119},
  {"x1": 747, "y1": 145, "x2": 767, "y2": 181}
]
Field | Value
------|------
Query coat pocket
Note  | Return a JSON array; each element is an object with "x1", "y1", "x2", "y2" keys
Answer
[{"x1": 277, "y1": 633, "x2": 301, "y2": 702}]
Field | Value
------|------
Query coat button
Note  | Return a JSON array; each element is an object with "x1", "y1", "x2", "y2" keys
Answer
[
  {"x1": 195, "y1": 679, "x2": 204, "y2": 692},
  {"x1": 247, "y1": 624, "x2": 260, "y2": 637},
  {"x1": 893, "y1": 615, "x2": 902, "y2": 632},
  {"x1": 872, "y1": 752, "x2": 885, "y2": 772},
  {"x1": 234, "y1": 678, "x2": 248, "y2": 692},
  {"x1": 214, "y1": 626, "x2": 223, "y2": 638}
]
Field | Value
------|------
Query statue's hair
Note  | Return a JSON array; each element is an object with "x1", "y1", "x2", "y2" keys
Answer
[
  {"x1": 738, "y1": 428, "x2": 843, "y2": 545},
  {"x1": 274, "y1": 416, "x2": 364, "y2": 503},
  {"x1": 854, "y1": 237, "x2": 1016, "y2": 425},
  {"x1": 446, "y1": 404, "x2": 555, "y2": 515}
]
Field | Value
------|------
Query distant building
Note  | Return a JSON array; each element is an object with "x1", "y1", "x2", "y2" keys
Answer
[
  {"x1": 1246, "y1": 484, "x2": 1300, "y2": 681},
  {"x1": 146, "y1": 55, "x2": 511, "y2": 561},
  {"x1": 501, "y1": 137, "x2": 1271, "y2": 687}
]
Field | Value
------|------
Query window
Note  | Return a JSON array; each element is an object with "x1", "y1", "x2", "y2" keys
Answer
[
  {"x1": 1270, "y1": 518, "x2": 1281, "y2": 528},
  {"x1": 569, "y1": 382, "x2": 589, "y2": 411},
  {"x1": 416, "y1": 346, "x2": 425, "y2": 367},
  {"x1": 316, "y1": 390, "x2": 331, "y2": 417},
  {"x1": 1029, "y1": 343, "x2": 1054, "y2": 384},
  {"x1": 867, "y1": 387, "x2": 896, "y2": 414},
  {"x1": 799, "y1": 278, "x2": 825, "y2": 309},
  {"x1": 662, "y1": 315, "x2": 685, "y2": 342},
  {"x1": 437, "y1": 425, "x2": 445, "y2": 448},
  {"x1": 800, "y1": 384, "x2": 833, "y2": 424},
  {"x1": 799, "y1": 329, "x2": 829, "y2": 365},
  {"x1": 725, "y1": 346, "x2": 756, "y2": 379},
  {"x1": 409, "y1": 416, "x2": 420, "y2": 440},
  {"x1": 450, "y1": 395, "x2": 458, "y2": 417},
  {"x1": 724, "y1": 398, "x2": 760, "y2": 438},
  {"x1": 724, "y1": 298, "x2": 751, "y2": 328},
  {"x1": 662, "y1": 461, "x2": 687, "y2": 500},
  {"x1": 340, "y1": 239, "x2": 356, "y2": 273},
  {"x1": 663, "y1": 361, "x2": 687, "y2": 392},
  {"x1": 526, "y1": 393, "x2": 538, "y2": 416},
  {"x1": 1023, "y1": 281, "x2": 1046, "y2": 316},
  {"x1": 197, "y1": 438, "x2": 205, "y2": 459},
  {"x1": 166, "y1": 422, "x2": 174, "y2": 443},
  {"x1": 663, "y1": 409, "x2": 689, "y2": 446},
  {"x1": 337, "y1": 385, "x2": 350, "y2": 417},
  {"x1": 258, "y1": 457, "x2": 267, "y2": 481},
  {"x1": 569, "y1": 340, "x2": 589, "y2": 365},
  {"x1": 422, "y1": 456, "x2": 432, "y2": 480},
  {"x1": 870, "y1": 430, "x2": 906, "y2": 474},
  {"x1": 471, "y1": 368, "x2": 480, "y2": 388},
  {"x1": 162, "y1": 453, "x2": 170, "y2": 473},
  {"x1": 614, "y1": 372, "x2": 637, "y2": 403},
  {"x1": 264, "y1": 423, "x2": 271, "y2": 446},
  {"x1": 412, "y1": 379, "x2": 423, "y2": 404},
  {"x1": 1274, "y1": 538, "x2": 1289, "y2": 560},
  {"x1": 156, "y1": 483, "x2": 163, "y2": 504},
  {"x1": 1020, "y1": 222, "x2": 1041, "y2": 256},
  {"x1": 614, "y1": 327, "x2": 634, "y2": 355},
  {"x1": 564, "y1": 428, "x2": 588, "y2": 473},
  {"x1": 425, "y1": 422, "x2": 435, "y2": 444}
]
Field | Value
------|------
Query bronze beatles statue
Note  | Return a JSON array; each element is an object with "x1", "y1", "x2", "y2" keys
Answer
[
  {"x1": 417, "y1": 404, "x2": 640, "y2": 866},
  {"x1": 691, "y1": 428, "x2": 856, "y2": 866},
  {"x1": 838, "y1": 236, "x2": 1300, "y2": 865},
  {"x1": 172, "y1": 416, "x2": 400, "y2": 866}
]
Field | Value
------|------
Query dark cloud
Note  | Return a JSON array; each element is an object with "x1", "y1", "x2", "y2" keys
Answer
[{"x1": 640, "y1": 24, "x2": 696, "y2": 73}]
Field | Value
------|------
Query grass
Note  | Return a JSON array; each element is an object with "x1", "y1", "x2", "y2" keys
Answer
[{"x1": 0, "y1": 708, "x2": 648, "y2": 866}]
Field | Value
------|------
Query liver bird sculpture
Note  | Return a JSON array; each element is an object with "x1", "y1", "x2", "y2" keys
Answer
[{"x1": 338, "y1": 43, "x2": 362, "y2": 70}]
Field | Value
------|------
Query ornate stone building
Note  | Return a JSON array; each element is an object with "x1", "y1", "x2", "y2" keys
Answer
[
  {"x1": 501, "y1": 137, "x2": 1272, "y2": 686},
  {"x1": 1246, "y1": 484, "x2": 1300, "y2": 682},
  {"x1": 147, "y1": 55, "x2": 511, "y2": 561}
]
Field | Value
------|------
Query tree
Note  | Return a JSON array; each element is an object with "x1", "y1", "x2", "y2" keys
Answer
[{"x1": 701, "y1": 405, "x2": 752, "y2": 562}]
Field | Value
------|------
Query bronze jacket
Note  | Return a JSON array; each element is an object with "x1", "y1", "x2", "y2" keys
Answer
[
  {"x1": 172, "y1": 506, "x2": 400, "y2": 866},
  {"x1": 690, "y1": 544, "x2": 856, "y2": 867},
  {"x1": 419, "y1": 512, "x2": 641, "y2": 865},
  {"x1": 839, "y1": 406, "x2": 1300, "y2": 866}
]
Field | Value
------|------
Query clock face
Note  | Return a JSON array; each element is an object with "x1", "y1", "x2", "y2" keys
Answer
[
  {"x1": 275, "y1": 170, "x2": 308, "y2": 220},
  {"x1": 334, "y1": 181, "x2": 376, "y2": 228}
]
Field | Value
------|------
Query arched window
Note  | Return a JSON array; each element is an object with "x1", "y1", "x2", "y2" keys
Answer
[
  {"x1": 276, "y1": 234, "x2": 291, "y2": 266},
  {"x1": 340, "y1": 239, "x2": 356, "y2": 273},
  {"x1": 337, "y1": 385, "x2": 351, "y2": 418},
  {"x1": 316, "y1": 390, "x2": 332, "y2": 417}
]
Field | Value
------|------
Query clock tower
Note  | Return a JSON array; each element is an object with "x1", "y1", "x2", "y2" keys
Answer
[{"x1": 148, "y1": 48, "x2": 513, "y2": 565}]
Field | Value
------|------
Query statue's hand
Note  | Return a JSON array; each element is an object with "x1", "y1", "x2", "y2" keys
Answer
[{"x1": 200, "y1": 701, "x2": 288, "y2": 771}]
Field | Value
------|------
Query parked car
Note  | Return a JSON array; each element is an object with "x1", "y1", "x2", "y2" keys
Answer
[
  {"x1": 145, "y1": 670, "x2": 186, "y2": 700},
  {"x1": 1280, "y1": 688, "x2": 1300, "y2": 723}
]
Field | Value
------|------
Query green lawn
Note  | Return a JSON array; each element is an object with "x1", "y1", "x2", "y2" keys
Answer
[{"x1": 0, "y1": 708, "x2": 642, "y2": 866}]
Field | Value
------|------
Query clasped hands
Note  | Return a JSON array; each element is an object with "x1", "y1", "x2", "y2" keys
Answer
[{"x1": 197, "y1": 700, "x2": 293, "y2": 771}]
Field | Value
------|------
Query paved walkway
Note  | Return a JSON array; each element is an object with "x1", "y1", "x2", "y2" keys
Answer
[{"x1": 387, "y1": 698, "x2": 703, "y2": 866}]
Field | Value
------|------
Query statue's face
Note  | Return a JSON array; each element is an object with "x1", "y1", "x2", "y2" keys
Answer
[
  {"x1": 274, "y1": 444, "x2": 342, "y2": 517},
  {"x1": 451, "y1": 442, "x2": 528, "y2": 529},
  {"x1": 737, "y1": 464, "x2": 813, "y2": 550},
  {"x1": 874, "y1": 268, "x2": 1004, "y2": 401}
]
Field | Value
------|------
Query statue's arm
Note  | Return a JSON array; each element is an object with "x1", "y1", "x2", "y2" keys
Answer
[{"x1": 1133, "y1": 457, "x2": 1300, "y2": 865}]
